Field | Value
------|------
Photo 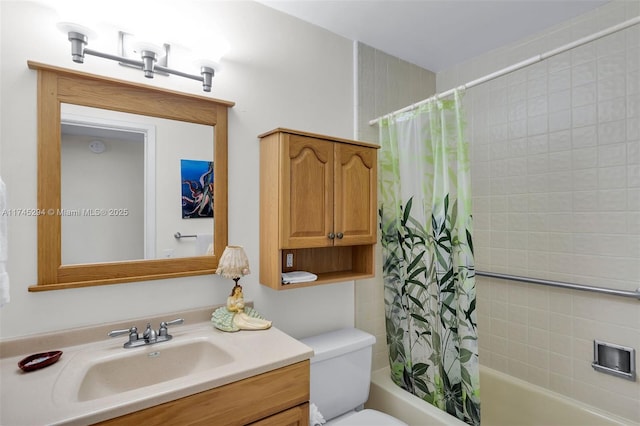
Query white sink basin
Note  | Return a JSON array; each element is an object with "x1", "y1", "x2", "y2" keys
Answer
[
  {"x1": 53, "y1": 333, "x2": 235, "y2": 403},
  {"x1": 76, "y1": 338, "x2": 234, "y2": 401}
]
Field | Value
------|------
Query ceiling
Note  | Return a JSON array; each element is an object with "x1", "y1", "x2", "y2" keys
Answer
[{"x1": 258, "y1": 0, "x2": 610, "y2": 72}]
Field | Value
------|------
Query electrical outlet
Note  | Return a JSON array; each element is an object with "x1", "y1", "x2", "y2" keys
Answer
[{"x1": 286, "y1": 253, "x2": 294, "y2": 268}]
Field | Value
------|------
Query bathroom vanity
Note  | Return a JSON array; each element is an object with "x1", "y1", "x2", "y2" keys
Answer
[{"x1": 0, "y1": 307, "x2": 312, "y2": 425}]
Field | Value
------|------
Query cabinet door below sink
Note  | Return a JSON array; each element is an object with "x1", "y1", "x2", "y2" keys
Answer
[
  {"x1": 248, "y1": 402, "x2": 309, "y2": 426},
  {"x1": 96, "y1": 360, "x2": 310, "y2": 426}
]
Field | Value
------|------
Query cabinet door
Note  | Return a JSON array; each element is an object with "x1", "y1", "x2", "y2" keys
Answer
[
  {"x1": 334, "y1": 143, "x2": 377, "y2": 245},
  {"x1": 248, "y1": 403, "x2": 309, "y2": 426},
  {"x1": 96, "y1": 361, "x2": 310, "y2": 426},
  {"x1": 281, "y1": 134, "x2": 334, "y2": 248}
]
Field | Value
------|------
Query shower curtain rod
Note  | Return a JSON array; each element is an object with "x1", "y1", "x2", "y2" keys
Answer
[{"x1": 369, "y1": 16, "x2": 640, "y2": 125}]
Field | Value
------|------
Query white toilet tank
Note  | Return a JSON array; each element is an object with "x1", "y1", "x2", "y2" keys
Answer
[{"x1": 300, "y1": 328, "x2": 376, "y2": 422}]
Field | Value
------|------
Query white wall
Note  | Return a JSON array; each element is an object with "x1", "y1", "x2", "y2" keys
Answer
[
  {"x1": 61, "y1": 133, "x2": 144, "y2": 264},
  {"x1": 438, "y1": 1, "x2": 639, "y2": 422},
  {"x1": 0, "y1": 0, "x2": 355, "y2": 339}
]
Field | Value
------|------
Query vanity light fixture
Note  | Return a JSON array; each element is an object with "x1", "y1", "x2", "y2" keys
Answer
[{"x1": 58, "y1": 23, "x2": 217, "y2": 92}]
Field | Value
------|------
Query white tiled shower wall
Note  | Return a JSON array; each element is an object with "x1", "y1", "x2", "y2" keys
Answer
[
  {"x1": 437, "y1": 1, "x2": 640, "y2": 422},
  {"x1": 356, "y1": 0, "x2": 640, "y2": 422},
  {"x1": 467, "y1": 26, "x2": 639, "y2": 289}
]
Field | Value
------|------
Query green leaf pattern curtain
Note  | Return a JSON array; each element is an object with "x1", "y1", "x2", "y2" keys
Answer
[{"x1": 378, "y1": 90, "x2": 480, "y2": 425}]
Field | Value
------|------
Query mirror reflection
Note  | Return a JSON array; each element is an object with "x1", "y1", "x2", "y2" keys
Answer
[{"x1": 61, "y1": 104, "x2": 214, "y2": 264}]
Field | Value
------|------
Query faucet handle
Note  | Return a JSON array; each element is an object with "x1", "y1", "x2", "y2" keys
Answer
[
  {"x1": 108, "y1": 326, "x2": 139, "y2": 343},
  {"x1": 159, "y1": 318, "x2": 184, "y2": 336}
]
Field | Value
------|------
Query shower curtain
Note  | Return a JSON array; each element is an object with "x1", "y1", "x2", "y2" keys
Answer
[{"x1": 379, "y1": 90, "x2": 480, "y2": 425}]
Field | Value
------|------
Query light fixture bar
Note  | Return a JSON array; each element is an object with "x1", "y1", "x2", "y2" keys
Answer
[
  {"x1": 64, "y1": 30, "x2": 215, "y2": 92},
  {"x1": 83, "y1": 48, "x2": 143, "y2": 68}
]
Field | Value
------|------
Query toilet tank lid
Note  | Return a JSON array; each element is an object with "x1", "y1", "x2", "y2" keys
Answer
[{"x1": 300, "y1": 328, "x2": 376, "y2": 364}]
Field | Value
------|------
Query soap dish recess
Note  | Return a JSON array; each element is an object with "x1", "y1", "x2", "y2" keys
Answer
[{"x1": 592, "y1": 340, "x2": 636, "y2": 381}]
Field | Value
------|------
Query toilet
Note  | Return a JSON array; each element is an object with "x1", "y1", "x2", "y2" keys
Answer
[{"x1": 300, "y1": 328, "x2": 408, "y2": 426}]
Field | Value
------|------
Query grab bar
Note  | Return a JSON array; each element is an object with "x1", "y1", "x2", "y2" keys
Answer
[{"x1": 476, "y1": 271, "x2": 640, "y2": 300}]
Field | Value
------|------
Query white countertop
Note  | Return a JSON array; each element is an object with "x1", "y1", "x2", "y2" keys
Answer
[{"x1": 0, "y1": 321, "x2": 313, "y2": 425}]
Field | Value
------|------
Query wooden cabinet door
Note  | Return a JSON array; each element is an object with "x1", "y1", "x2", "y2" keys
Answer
[
  {"x1": 97, "y1": 361, "x2": 310, "y2": 426},
  {"x1": 333, "y1": 143, "x2": 377, "y2": 246},
  {"x1": 248, "y1": 403, "x2": 309, "y2": 426},
  {"x1": 281, "y1": 134, "x2": 334, "y2": 248},
  {"x1": 259, "y1": 128, "x2": 379, "y2": 289}
]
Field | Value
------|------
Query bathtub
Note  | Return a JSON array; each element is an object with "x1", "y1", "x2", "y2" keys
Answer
[{"x1": 366, "y1": 366, "x2": 632, "y2": 426}]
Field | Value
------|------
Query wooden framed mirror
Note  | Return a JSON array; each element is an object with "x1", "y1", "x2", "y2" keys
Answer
[{"x1": 27, "y1": 61, "x2": 234, "y2": 291}]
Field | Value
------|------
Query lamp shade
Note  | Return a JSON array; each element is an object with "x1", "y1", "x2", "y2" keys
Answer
[{"x1": 216, "y1": 246, "x2": 250, "y2": 279}]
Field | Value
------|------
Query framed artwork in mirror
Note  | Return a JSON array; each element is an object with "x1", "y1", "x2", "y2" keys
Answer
[{"x1": 181, "y1": 159, "x2": 214, "y2": 219}]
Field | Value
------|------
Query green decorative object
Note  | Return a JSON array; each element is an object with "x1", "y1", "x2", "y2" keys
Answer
[{"x1": 378, "y1": 90, "x2": 480, "y2": 425}]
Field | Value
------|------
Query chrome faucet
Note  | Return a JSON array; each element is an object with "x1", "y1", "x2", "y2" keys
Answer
[
  {"x1": 143, "y1": 323, "x2": 157, "y2": 343},
  {"x1": 108, "y1": 318, "x2": 184, "y2": 348}
]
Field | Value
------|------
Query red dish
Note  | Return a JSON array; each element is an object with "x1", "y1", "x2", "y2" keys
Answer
[{"x1": 18, "y1": 351, "x2": 63, "y2": 372}]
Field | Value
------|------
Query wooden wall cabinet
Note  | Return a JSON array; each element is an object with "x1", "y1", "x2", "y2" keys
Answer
[{"x1": 259, "y1": 128, "x2": 379, "y2": 290}]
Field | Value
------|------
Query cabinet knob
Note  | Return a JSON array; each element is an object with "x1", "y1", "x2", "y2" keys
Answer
[
  {"x1": 336, "y1": 232, "x2": 344, "y2": 239},
  {"x1": 328, "y1": 233, "x2": 335, "y2": 239}
]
